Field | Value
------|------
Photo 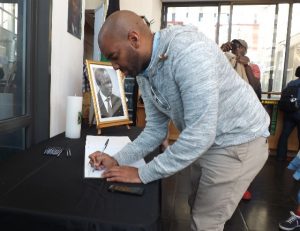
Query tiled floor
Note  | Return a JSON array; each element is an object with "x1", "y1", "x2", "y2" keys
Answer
[{"x1": 160, "y1": 155, "x2": 300, "y2": 231}]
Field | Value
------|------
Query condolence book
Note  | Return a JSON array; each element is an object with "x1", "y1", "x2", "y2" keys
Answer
[{"x1": 84, "y1": 135, "x2": 145, "y2": 178}]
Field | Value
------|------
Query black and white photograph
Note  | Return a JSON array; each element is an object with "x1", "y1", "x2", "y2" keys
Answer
[{"x1": 86, "y1": 60, "x2": 128, "y2": 127}]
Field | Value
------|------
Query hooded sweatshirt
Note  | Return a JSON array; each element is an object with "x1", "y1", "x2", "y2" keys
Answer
[{"x1": 113, "y1": 25, "x2": 270, "y2": 184}]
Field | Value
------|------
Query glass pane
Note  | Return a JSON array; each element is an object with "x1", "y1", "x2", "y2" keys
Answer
[
  {"x1": 271, "y1": 4, "x2": 289, "y2": 92},
  {"x1": 231, "y1": 5, "x2": 276, "y2": 92},
  {"x1": 0, "y1": 2, "x2": 25, "y2": 120},
  {"x1": 218, "y1": 5, "x2": 230, "y2": 45},
  {"x1": 286, "y1": 3, "x2": 300, "y2": 84},
  {"x1": 166, "y1": 6, "x2": 218, "y2": 41}
]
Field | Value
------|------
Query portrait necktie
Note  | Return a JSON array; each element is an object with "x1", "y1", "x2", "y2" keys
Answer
[{"x1": 106, "y1": 97, "x2": 113, "y2": 116}]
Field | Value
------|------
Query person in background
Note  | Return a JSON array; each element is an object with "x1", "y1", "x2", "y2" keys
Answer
[
  {"x1": 221, "y1": 39, "x2": 262, "y2": 100},
  {"x1": 221, "y1": 39, "x2": 262, "y2": 200},
  {"x1": 277, "y1": 66, "x2": 300, "y2": 161},
  {"x1": 94, "y1": 68, "x2": 124, "y2": 118},
  {"x1": 279, "y1": 150, "x2": 300, "y2": 230},
  {"x1": 89, "y1": 10, "x2": 270, "y2": 231}
]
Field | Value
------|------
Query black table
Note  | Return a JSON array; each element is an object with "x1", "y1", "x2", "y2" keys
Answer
[{"x1": 0, "y1": 126, "x2": 160, "y2": 231}]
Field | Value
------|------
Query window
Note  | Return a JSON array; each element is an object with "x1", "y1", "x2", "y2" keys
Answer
[
  {"x1": 231, "y1": 5, "x2": 277, "y2": 93},
  {"x1": 166, "y1": 6, "x2": 218, "y2": 41},
  {"x1": 0, "y1": 2, "x2": 26, "y2": 154},
  {"x1": 269, "y1": 4, "x2": 289, "y2": 92},
  {"x1": 0, "y1": 3, "x2": 24, "y2": 120},
  {"x1": 286, "y1": 4, "x2": 300, "y2": 85},
  {"x1": 163, "y1": 1, "x2": 299, "y2": 94},
  {"x1": 218, "y1": 5, "x2": 230, "y2": 44},
  {"x1": 0, "y1": 3, "x2": 18, "y2": 34},
  {"x1": 0, "y1": 1, "x2": 51, "y2": 158}
]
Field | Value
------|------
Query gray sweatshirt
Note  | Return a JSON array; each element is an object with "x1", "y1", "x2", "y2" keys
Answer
[{"x1": 113, "y1": 25, "x2": 270, "y2": 184}]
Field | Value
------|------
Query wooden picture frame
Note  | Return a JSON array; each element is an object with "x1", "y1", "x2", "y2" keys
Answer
[{"x1": 86, "y1": 60, "x2": 131, "y2": 129}]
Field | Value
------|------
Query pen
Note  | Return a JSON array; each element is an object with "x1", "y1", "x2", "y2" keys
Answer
[
  {"x1": 101, "y1": 138, "x2": 110, "y2": 153},
  {"x1": 92, "y1": 138, "x2": 110, "y2": 172}
]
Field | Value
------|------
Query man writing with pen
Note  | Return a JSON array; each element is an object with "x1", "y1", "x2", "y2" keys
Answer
[
  {"x1": 92, "y1": 138, "x2": 109, "y2": 172},
  {"x1": 89, "y1": 10, "x2": 269, "y2": 231}
]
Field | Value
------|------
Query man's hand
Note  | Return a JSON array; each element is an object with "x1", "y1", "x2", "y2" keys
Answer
[
  {"x1": 89, "y1": 151, "x2": 118, "y2": 170},
  {"x1": 237, "y1": 55, "x2": 250, "y2": 66},
  {"x1": 102, "y1": 166, "x2": 142, "y2": 183},
  {"x1": 220, "y1": 42, "x2": 232, "y2": 52}
]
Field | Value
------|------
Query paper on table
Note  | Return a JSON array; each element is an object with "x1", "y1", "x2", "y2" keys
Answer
[{"x1": 84, "y1": 135, "x2": 146, "y2": 178}]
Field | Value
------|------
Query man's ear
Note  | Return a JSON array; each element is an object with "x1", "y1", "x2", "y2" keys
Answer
[{"x1": 128, "y1": 30, "x2": 140, "y2": 48}]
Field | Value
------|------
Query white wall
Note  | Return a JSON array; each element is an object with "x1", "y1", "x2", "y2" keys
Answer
[
  {"x1": 120, "y1": 0, "x2": 162, "y2": 32},
  {"x1": 50, "y1": 0, "x2": 85, "y2": 137},
  {"x1": 49, "y1": 0, "x2": 162, "y2": 137}
]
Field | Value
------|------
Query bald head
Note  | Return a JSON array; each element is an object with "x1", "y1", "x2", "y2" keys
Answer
[
  {"x1": 99, "y1": 10, "x2": 151, "y2": 44},
  {"x1": 97, "y1": 10, "x2": 153, "y2": 77}
]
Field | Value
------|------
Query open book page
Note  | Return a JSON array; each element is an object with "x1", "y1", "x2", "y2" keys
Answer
[{"x1": 84, "y1": 135, "x2": 146, "y2": 178}]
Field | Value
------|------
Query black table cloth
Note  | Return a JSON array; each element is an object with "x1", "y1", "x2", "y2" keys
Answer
[{"x1": 0, "y1": 126, "x2": 160, "y2": 231}]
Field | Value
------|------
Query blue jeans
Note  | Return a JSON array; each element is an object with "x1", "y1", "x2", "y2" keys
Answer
[{"x1": 277, "y1": 112, "x2": 300, "y2": 160}]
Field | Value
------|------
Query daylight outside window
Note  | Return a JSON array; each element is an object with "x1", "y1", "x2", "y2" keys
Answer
[
  {"x1": 165, "y1": 3, "x2": 298, "y2": 93},
  {"x1": 0, "y1": 2, "x2": 26, "y2": 157}
]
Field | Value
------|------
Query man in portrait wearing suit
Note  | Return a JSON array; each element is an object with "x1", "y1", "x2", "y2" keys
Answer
[{"x1": 94, "y1": 68, "x2": 124, "y2": 118}]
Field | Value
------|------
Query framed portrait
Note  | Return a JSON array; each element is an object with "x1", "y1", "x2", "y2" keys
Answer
[
  {"x1": 86, "y1": 60, "x2": 130, "y2": 128},
  {"x1": 67, "y1": 0, "x2": 82, "y2": 39}
]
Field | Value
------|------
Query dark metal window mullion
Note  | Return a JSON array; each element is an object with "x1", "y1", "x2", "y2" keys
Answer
[
  {"x1": 281, "y1": 3, "x2": 293, "y2": 89},
  {"x1": 267, "y1": 3, "x2": 279, "y2": 95}
]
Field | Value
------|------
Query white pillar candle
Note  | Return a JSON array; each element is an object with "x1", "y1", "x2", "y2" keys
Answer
[{"x1": 65, "y1": 96, "x2": 83, "y2": 139}]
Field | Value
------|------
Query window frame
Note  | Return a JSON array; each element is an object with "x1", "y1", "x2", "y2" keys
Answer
[
  {"x1": 162, "y1": 0, "x2": 300, "y2": 94},
  {"x1": 0, "y1": 0, "x2": 52, "y2": 149}
]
